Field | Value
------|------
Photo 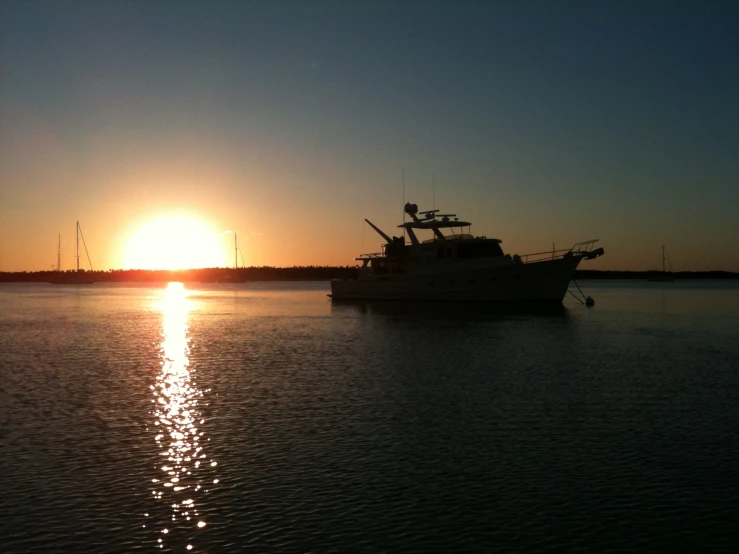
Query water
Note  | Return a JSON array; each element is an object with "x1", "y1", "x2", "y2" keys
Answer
[{"x1": 1, "y1": 280, "x2": 738, "y2": 553}]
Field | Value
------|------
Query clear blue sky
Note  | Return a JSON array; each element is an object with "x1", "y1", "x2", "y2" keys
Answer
[{"x1": 1, "y1": 0, "x2": 737, "y2": 270}]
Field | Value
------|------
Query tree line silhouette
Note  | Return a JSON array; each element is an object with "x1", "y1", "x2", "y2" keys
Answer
[
  {"x1": 0, "y1": 267, "x2": 736, "y2": 283},
  {"x1": 0, "y1": 266, "x2": 358, "y2": 283}
]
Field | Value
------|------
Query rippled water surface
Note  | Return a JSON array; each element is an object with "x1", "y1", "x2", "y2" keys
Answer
[{"x1": 2, "y1": 280, "x2": 738, "y2": 553}]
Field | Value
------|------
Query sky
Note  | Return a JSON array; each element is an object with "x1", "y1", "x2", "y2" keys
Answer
[{"x1": 1, "y1": 0, "x2": 737, "y2": 271}]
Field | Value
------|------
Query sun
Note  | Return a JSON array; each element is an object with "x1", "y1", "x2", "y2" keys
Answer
[{"x1": 123, "y1": 217, "x2": 227, "y2": 270}]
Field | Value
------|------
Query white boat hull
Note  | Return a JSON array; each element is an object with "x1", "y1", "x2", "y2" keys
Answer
[{"x1": 331, "y1": 255, "x2": 584, "y2": 302}]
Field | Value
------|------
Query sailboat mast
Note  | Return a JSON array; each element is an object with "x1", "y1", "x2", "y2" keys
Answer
[
  {"x1": 662, "y1": 244, "x2": 666, "y2": 273},
  {"x1": 234, "y1": 234, "x2": 238, "y2": 269},
  {"x1": 76, "y1": 221, "x2": 80, "y2": 272}
]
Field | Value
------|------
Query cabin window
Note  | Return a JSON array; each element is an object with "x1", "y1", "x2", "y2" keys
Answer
[
  {"x1": 371, "y1": 259, "x2": 389, "y2": 275},
  {"x1": 457, "y1": 241, "x2": 504, "y2": 259},
  {"x1": 391, "y1": 260, "x2": 407, "y2": 274},
  {"x1": 436, "y1": 246, "x2": 455, "y2": 259}
]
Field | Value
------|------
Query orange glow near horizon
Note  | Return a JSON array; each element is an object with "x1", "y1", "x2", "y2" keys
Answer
[{"x1": 123, "y1": 217, "x2": 228, "y2": 270}]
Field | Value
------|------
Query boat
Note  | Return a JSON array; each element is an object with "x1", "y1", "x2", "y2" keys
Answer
[
  {"x1": 330, "y1": 202, "x2": 604, "y2": 302},
  {"x1": 49, "y1": 222, "x2": 95, "y2": 285},
  {"x1": 217, "y1": 232, "x2": 246, "y2": 283},
  {"x1": 647, "y1": 245, "x2": 675, "y2": 282}
]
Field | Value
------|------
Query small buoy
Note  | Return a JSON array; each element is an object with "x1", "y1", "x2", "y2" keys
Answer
[{"x1": 585, "y1": 296, "x2": 595, "y2": 307}]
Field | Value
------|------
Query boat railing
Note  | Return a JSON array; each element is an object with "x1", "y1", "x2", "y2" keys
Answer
[
  {"x1": 521, "y1": 239, "x2": 600, "y2": 264},
  {"x1": 354, "y1": 252, "x2": 383, "y2": 261},
  {"x1": 422, "y1": 234, "x2": 475, "y2": 243}
]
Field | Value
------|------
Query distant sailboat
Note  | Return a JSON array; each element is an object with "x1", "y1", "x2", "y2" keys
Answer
[
  {"x1": 49, "y1": 222, "x2": 95, "y2": 285},
  {"x1": 218, "y1": 232, "x2": 246, "y2": 283},
  {"x1": 647, "y1": 245, "x2": 675, "y2": 282}
]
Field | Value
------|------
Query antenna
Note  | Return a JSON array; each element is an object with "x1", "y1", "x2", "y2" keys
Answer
[
  {"x1": 432, "y1": 170, "x2": 436, "y2": 211},
  {"x1": 402, "y1": 168, "x2": 406, "y2": 241}
]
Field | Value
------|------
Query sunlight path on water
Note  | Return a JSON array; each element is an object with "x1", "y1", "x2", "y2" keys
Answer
[{"x1": 147, "y1": 282, "x2": 216, "y2": 551}]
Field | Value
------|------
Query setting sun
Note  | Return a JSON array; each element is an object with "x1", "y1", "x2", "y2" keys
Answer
[{"x1": 123, "y1": 217, "x2": 227, "y2": 270}]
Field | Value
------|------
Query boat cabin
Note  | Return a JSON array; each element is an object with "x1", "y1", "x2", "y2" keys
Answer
[{"x1": 356, "y1": 202, "x2": 505, "y2": 276}]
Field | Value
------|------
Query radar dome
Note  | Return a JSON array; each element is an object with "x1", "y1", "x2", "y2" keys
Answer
[{"x1": 404, "y1": 203, "x2": 418, "y2": 215}]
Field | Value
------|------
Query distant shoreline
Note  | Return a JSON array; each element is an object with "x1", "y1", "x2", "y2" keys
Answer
[
  {"x1": 574, "y1": 270, "x2": 738, "y2": 280},
  {"x1": 0, "y1": 268, "x2": 737, "y2": 283}
]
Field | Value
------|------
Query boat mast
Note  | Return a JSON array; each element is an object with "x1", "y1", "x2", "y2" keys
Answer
[
  {"x1": 234, "y1": 233, "x2": 238, "y2": 269},
  {"x1": 662, "y1": 244, "x2": 666, "y2": 273},
  {"x1": 57, "y1": 233, "x2": 61, "y2": 271},
  {"x1": 76, "y1": 221, "x2": 80, "y2": 272}
]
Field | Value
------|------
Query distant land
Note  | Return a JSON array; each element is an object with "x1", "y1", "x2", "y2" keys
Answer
[{"x1": 0, "y1": 268, "x2": 737, "y2": 283}]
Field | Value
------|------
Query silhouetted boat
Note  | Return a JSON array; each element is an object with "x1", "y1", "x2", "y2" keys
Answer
[
  {"x1": 49, "y1": 222, "x2": 95, "y2": 285},
  {"x1": 647, "y1": 245, "x2": 675, "y2": 282},
  {"x1": 218, "y1": 232, "x2": 246, "y2": 283},
  {"x1": 330, "y1": 202, "x2": 604, "y2": 302}
]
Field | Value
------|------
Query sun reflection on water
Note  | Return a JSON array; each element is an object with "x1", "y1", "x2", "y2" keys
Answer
[{"x1": 148, "y1": 282, "x2": 215, "y2": 550}]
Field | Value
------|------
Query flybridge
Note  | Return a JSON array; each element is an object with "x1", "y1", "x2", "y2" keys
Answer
[
  {"x1": 363, "y1": 202, "x2": 484, "y2": 247},
  {"x1": 399, "y1": 202, "x2": 471, "y2": 244},
  {"x1": 400, "y1": 205, "x2": 470, "y2": 227}
]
